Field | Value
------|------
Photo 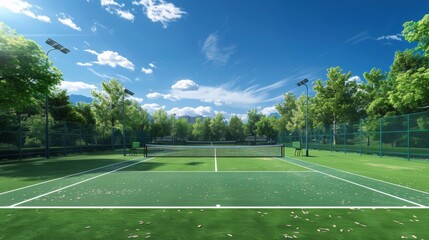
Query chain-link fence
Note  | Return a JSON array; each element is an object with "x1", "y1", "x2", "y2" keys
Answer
[
  {"x1": 0, "y1": 114, "x2": 150, "y2": 160},
  {"x1": 278, "y1": 111, "x2": 429, "y2": 160}
]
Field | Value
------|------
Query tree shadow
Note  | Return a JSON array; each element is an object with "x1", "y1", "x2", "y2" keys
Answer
[{"x1": 0, "y1": 154, "x2": 164, "y2": 182}]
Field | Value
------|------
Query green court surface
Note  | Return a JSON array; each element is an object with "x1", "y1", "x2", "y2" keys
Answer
[{"x1": 1, "y1": 152, "x2": 428, "y2": 208}]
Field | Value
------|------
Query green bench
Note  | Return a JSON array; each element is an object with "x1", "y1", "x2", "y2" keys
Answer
[
  {"x1": 129, "y1": 142, "x2": 140, "y2": 156},
  {"x1": 292, "y1": 141, "x2": 302, "y2": 156}
]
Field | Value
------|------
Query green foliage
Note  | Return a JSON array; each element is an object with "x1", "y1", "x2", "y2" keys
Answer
[
  {"x1": 150, "y1": 109, "x2": 171, "y2": 140},
  {"x1": 49, "y1": 90, "x2": 85, "y2": 123},
  {"x1": 210, "y1": 113, "x2": 226, "y2": 140},
  {"x1": 174, "y1": 118, "x2": 189, "y2": 141},
  {"x1": 287, "y1": 94, "x2": 306, "y2": 131},
  {"x1": 403, "y1": 14, "x2": 429, "y2": 54},
  {"x1": 312, "y1": 67, "x2": 361, "y2": 127},
  {"x1": 256, "y1": 116, "x2": 278, "y2": 141},
  {"x1": 0, "y1": 22, "x2": 63, "y2": 111},
  {"x1": 389, "y1": 67, "x2": 429, "y2": 113},
  {"x1": 275, "y1": 92, "x2": 297, "y2": 131},
  {"x1": 192, "y1": 118, "x2": 204, "y2": 140},
  {"x1": 245, "y1": 108, "x2": 263, "y2": 136},
  {"x1": 227, "y1": 115, "x2": 244, "y2": 141}
]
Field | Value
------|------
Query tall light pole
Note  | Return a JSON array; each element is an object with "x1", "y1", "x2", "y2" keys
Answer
[
  {"x1": 45, "y1": 38, "x2": 70, "y2": 159},
  {"x1": 123, "y1": 88, "x2": 134, "y2": 156},
  {"x1": 297, "y1": 78, "x2": 309, "y2": 157}
]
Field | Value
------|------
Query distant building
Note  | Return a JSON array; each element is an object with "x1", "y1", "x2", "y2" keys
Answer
[{"x1": 178, "y1": 115, "x2": 205, "y2": 124}]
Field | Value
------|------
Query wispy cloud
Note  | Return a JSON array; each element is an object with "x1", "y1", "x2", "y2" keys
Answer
[
  {"x1": 60, "y1": 81, "x2": 97, "y2": 92},
  {"x1": 202, "y1": 33, "x2": 235, "y2": 65},
  {"x1": 77, "y1": 62, "x2": 93, "y2": 67},
  {"x1": 132, "y1": 0, "x2": 185, "y2": 28},
  {"x1": 377, "y1": 34, "x2": 403, "y2": 41},
  {"x1": 156, "y1": 78, "x2": 289, "y2": 106},
  {"x1": 81, "y1": 49, "x2": 135, "y2": 71},
  {"x1": 90, "y1": 21, "x2": 113, "y2": 33},
  {"x1": 87, "y1": 68, "x2": 113, "y2": 80},
  {"x1": 57, "y1": 13, "x2": 81, "y2": 31},
  {"x1": 0, "y1": 0, "x2": 50, "y2": 22},
  {"x1": 101, "y1": 0, "x2": 135, "y2": 22},
  {"x1": 345, "y1": 31, "x2": 371, "y2": 44}
]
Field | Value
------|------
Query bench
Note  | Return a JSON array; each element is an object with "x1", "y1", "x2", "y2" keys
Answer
[
  {"x1": 292, "y1": 141, "x2": 302, "y2": 156},
  {"x1": 129, "y1": 142, "x2": 140, "y2": 156}
]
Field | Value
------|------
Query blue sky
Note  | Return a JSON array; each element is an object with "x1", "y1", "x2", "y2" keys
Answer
[{"x1": 1, "y1": 0, "x2": 428, "y2": 120}]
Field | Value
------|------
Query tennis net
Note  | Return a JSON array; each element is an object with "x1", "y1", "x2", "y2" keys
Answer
[{"x1": 145, "y1": 144, "x2": 284, "y2": 157}]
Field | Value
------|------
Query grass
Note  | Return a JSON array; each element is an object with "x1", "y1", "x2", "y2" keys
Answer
[
  {"x1": 0, "y1": 150, "x2": 429, "y2": 239},
  {"x1": 291, "y1": 149, "x2": 429, "y2": 192},
  {"x1": 1, "y1": 209, "x2": 428, "y2": 239}
]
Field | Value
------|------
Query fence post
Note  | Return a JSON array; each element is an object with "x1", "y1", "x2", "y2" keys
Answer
[
  {"x1": 64, "y1": 121, "x2": 67, "y2": 156},
  {"x1": 380, "y1": 118, "x2": 383, "y2": 158},
  {"x1": 18, "y1": 115, "x2": 22, "y2": 161},
  {"x1": 407, "y1": 114, "x2": 410, "y2": 161},
  {"x1": 344, "y1": 123, "x2": 346, "y2": 154},
  {"x1": 360, "y1": 119, "x2": 363, "y2": 156}
]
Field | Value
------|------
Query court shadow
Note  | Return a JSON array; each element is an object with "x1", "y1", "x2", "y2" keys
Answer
[
  {"x1": 0, "y1": 154, "x2": 163, "y2": 182},
  {"x1": 185, "y1": 162, "x2": 204, "y2": 166}
]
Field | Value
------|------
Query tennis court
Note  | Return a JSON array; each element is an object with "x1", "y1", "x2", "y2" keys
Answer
[{"x1": 1, "y1": 145, "x2": 428, "y2": 208}]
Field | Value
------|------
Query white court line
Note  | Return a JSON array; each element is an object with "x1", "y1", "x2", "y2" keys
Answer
[
  {"x1": 277, "y1": 157, "x2": 426, "y2": 207},
  {"x1": 133, "y1": 171, "x2": 315, "y2": 173},
  {"x1": 283, "y1": 156, "x2": 429, "y2": 196},
  {"x1": 2, "y1": 206, "x2": 428, "y2": 209},
  {"x1": 214, "y1": 148, "x2": 218, "y2": 172},
  {"x1": 9, "y1": 158, "x2": 153, "y2": 207},
  {"x1": 0, "y1": 157, "x2": 145, "y2": 196}
]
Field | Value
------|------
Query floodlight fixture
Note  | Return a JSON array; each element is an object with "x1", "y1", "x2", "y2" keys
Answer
[
  {"x1": 297, "y1": 78, "x2": 309, "y2": 86},
  {"x1": 45, "y1": 38, "x2": 70, "y2": 54},
  {"x1": 124, "y1": 88, "x2": 134, "y2": 96}
]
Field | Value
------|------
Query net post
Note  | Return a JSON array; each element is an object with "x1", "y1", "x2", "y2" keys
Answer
[
  {"x1": 281, "y1": 144, "x2": 284, "y2": 157},
  {"x1": 144, "y1": 145, "x2": 147, "y2": 157}
]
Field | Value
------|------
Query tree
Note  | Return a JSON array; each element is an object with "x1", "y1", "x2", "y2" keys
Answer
[
  {"x1": 227, "y1": 115, "x2": 244, "y2": 141},
  {"x1": 0, "y1": 22, "x2": 63, "y2": 111},
  {"x1": 49, "y1": 90, "x2": 85, "y2": 123},
  {"x1": 150, "y1": 109, "x2": 171, "y2": 141},
  {"x1": 403, "y1": 14, "x2": 429, "y2": 54},
  {"x1": 210, "y1": 113, "x2": 226, "y2": 141},
  {"x1": 75, "y1": 102, "x2": 95, "y2": 125},
  {"x1": 174, "y1": 118, "x2": 189, "y2": 141},
  {"x1": 192, "y1": 118, "x2": 204, "y2": 140},
  {"x1": 287, "y1": 94, "x2": 306, "y2": 132},
  {"x1": 275, "y1": 92, "x2": 297, "y2": 132},
  {"x1": 362, "y1": 68, "x2": 394, "y2": 118},
  {"x1": 312, "y1": 67, "x2": 361, "y2": 127},
  {"x1": 256, "y1": 116, "x2": 278, "y2": 142},
  {"x1": 245, "y1": 108, "x2": 263, "y2": 137}
]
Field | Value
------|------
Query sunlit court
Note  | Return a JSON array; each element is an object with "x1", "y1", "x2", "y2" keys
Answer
[{"x1": 1, "y1": 145, "x2": 428, "y2": 209}]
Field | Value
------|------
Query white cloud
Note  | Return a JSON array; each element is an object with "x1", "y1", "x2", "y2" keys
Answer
[
  {"x1": 149, "y1": 63, "x2": 156, "y2": 68},
  {"x1": 202, "y1": 33, "x2": 234, "y2": 65},
  {"x1": 142, "y1": 103, "x2": 165, "y2": 112},
  {"x1": 87, "y1": 68, "x2": 113, "y2": 80},
  {"x1": 260, "y1": 106, "x2": 278, "y2": 116},
  {"x1": 101, "y1": 0, "x2": 123, "y2": 7},
  {"x1": 0, "y1": 0, "x2": 51, "y2": 22},
  {"x1": 91, "y1": 21, "x2": 112, "y2": 33},
  {"x1": 167, "y1": 106, "x2": 213, "y2": 117},
  {"x1": 101, "y1": 0, "x2": 135, "y2": 21},
  {"x1": 57, "y1": 13, "x2": 81, "y2": 31},
  {"x1": 347, "y1": 76, "x2": 362, "y2": 84},
  {"x1": 128, "y1": 96, "x2": 144, "y2": 103},
  {"x1": 132, "y1": 0, "x2": 185, "y2": 28},
  {"x1": 60, "y1": 81, "x2": 97, "y2": 92},
  {"x1": 142, "y1": 67, "x2": 153, "y2": 74},
  {"x1": 146, "y1": 92, "x2": 180, "y2": 101},
  {"x1": 82, "y1": 49, "x2": 135, "y2": 71},
  {"x1": 147, "y1": 92, "x2": 162, "y2": 99},
  {"x1": 377, "y1": 34, "x2": 403, "y2": 41},
  {"x1": 77, "y1": 62, "x2": 93, "y2": 67},
  {"x1": 171, "y1": 79, "x2": 199, "y2": 91}
]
